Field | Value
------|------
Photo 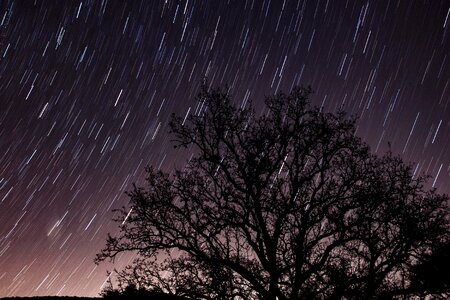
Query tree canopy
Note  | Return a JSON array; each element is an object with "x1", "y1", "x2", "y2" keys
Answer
[{"x1": 96, "y1": 85, "x2": 449, "y2": 300}]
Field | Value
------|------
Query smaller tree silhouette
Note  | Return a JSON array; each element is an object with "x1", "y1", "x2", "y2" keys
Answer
[
  {"x1": 97, "y1": 84, "x2": 449, "y2": 300},
  {"x1": 101, "y1": 254, "x2": 251, "y2": 299},
  {"x1": 408, "y1": 240, "x2": 450, "y2": 297}
]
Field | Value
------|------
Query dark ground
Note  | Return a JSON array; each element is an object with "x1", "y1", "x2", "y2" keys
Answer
[
  {"x1": 0, "y1": 293, "x2": 191, "y2": 300},
  {"x1": 0, "y1": 297, "x2": 98, "y2": 300}
]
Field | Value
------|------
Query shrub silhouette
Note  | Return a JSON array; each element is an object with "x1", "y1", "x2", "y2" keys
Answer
[
  {"x1": 101, "y1": 283, "x2": 189, "y2": 299},
  {"x1": 97, "y1": 85, "x2": 449, "y2": 300}
]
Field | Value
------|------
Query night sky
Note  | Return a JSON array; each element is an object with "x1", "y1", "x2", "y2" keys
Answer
[{"x1": 0, "y1": 0, "x2": 449, "y2": 297}]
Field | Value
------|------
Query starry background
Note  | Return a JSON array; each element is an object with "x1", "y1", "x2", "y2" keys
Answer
[{"x1": 0, "y1": 0, "x2": 448, "y2": 297}]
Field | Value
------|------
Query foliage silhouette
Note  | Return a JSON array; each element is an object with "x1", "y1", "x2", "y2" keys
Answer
[{"x1": 96, "y1": 85, "x2": 449, "y2": 300}]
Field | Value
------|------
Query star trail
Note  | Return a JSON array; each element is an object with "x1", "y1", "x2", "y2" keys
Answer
[{"x1": 0, "y1": 0, "x2": 449, "y2": 297}]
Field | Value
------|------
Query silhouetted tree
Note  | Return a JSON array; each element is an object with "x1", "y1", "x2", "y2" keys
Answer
[{"x1": 96, "y1": 85, "x2": 449, "y2": 300}]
